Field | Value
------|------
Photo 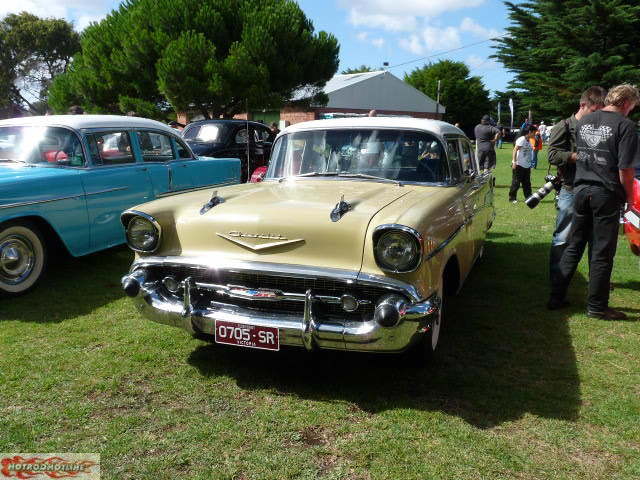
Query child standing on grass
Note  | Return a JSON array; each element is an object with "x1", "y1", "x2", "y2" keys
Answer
[{"x1": 509, "y1": 125, "x2": 536, "y2": 203}]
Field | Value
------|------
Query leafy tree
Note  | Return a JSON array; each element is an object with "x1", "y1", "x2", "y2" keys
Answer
[
  {"x1": 0, "y1": 12, "x2": 79, "y2": 114},
  {"x1": 493, "y1": 0, "x2": 640, "y2": 119},
  {"x1": 341, "y1": 65, "x2": 374, "y2": 74},
  {"x1": 49, "y1": 0, "x2": 339, "y2": 118},
  {"x1": 404, "y1": 60, "x2": 492, "y2": 128}
]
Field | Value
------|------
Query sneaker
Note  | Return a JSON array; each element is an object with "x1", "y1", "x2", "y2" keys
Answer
[
  {"x1": 547, "y1": 299, "x2": 570, "y2": 311},
  {"x1": 587, "y1": 308, "x2": 627, "y2": 320}
]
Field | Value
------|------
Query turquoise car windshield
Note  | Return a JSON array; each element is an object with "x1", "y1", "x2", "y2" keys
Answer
[
  {"x1": 266, "y1": 128, "x2": 450, "y2": 184},
  {"x1": 0, "y1": 126, "x2": 85, "y2": 167}
]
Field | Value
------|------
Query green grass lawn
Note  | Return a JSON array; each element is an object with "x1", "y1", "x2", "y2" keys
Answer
[{"x1": 1, "y1": 145, "x2": 639, "y2": 480}]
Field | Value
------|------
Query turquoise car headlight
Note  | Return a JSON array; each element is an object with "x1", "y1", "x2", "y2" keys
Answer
[
  {"x1": 373, "y1": 226, "x2": 423, "y2": 273},
  {"x1": 124, "y1": 213, "x2": 161, "y2": 253}
]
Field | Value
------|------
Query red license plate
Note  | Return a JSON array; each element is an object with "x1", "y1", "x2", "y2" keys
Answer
[{"x1": 214, "y1": 320, "x2": 280, "y2": 351}]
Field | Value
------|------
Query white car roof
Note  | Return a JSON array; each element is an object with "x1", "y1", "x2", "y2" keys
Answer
[
  {"x1": 0, "y1": 115, "x2": 177, "y2": 135},
  {"x1": 282, "y1": 117, "x2": 465, "y2": 137}
]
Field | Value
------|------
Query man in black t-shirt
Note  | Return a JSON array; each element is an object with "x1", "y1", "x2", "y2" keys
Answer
[
  {"x1": 549, "y1": 84, "x2": 640, "y2": 319},
  {"x1": 547, "y1": 86, "x2": 606, "y2": 296},
  {"x1": 474, "y1": 115, "x2": 501, "y2": 171}
]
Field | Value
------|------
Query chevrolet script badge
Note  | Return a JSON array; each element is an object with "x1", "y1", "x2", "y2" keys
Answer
[{"x1": 217, "y1": 231, "x2": 305, "y2": 251}]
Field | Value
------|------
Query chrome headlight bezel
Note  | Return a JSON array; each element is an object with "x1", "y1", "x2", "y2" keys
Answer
[
  {"x1": 373, "y1": 224, "x2": 424, "y2": 273},
  {"x1": 121, "y1": 210, "x2": 161, "y2": 253}
]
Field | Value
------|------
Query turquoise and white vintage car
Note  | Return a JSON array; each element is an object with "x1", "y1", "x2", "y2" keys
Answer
[{"x1": 0, "y1": 115, "x2": 240, "y2": 296}]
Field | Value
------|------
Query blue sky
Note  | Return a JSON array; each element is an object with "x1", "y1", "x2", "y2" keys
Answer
[{"x1": 1, "y1": 0, "x2": 515, "y2": 94}]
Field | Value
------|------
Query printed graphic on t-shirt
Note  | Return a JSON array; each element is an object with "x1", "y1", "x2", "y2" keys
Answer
[{"x1": 579, "y1": 124, "x2": 613, "y2": 149}]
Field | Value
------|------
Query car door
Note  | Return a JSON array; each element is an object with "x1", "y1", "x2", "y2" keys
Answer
[
  {"x1": 172, "y1": 136, "x2": 238, "y2": 189},
  {"x1": 445, "y1": 137, "x2": 476, "y2": 275},
  {"x1": 82, "y1": 130, "x2": 153, "y2": 250},
  {"x1": 459, "y1": 138, "x2": 486, "y2": 257}
]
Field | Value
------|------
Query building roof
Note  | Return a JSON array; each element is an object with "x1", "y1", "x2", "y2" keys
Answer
[
  {"x1": 282, "y1": 116, "x2": 463, "y2": 138},
  {"x1": 292, "y1": 71, "x2": 445, "y2": 114},
  {"x1": 0, "y1": 114, "x2": 176, "y2": 134}
]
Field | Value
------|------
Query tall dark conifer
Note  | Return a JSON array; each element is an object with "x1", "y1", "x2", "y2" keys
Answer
[{"x1": 494, "y1": 0, "x2": 640, "y2": 119}]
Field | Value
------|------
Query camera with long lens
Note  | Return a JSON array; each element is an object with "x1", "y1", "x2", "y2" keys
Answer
[{"x1": 525, "y1": 175, "x2": 563, "y2": 209}]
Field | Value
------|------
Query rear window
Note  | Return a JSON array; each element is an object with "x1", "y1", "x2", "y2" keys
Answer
[{"x1": 184, "y1": 124, "x2": 228, "y2": 143}]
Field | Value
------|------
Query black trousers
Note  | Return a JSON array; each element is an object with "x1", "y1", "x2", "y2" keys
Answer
[
  {"x1": 550, "y1": 184, "x2": 621, "y2": 312},
  {"x1": 509, "y1": 165, "x2": 532, "y2": 201},
  {"x1": 478, "y1": 150, "x2": 496, "y2": 170}
]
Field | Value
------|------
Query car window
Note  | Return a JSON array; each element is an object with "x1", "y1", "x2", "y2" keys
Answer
[
  {"x1": 446, "y1": 139, "x2": 463, "y2": 183},
  {"x1": 461, "y1": 140, "x2": 476, "y2": 175},
  {"x1": 235, "y1": 128, "x2": 249, "y2": 145},
  {"x1": 138, "y1": 131, "x2": 174, "y2": 162},
  {"x1": 174, "y1": 138, "x2": 194, "y2": 159},
  {"x1": 0, "y1": 126, "x2": 85, "y2": 167},
  {"x1": 88, "y1": 131, "x2": 135, "y2": 166},
  {"x1": 254, "y1": 127, "x2": 270, "y2": 142}
]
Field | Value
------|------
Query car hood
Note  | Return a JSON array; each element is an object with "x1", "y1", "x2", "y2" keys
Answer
[
  {"x1": 0, "y1": 163, "x2": 68, "y2": 182},
  {"x1": 136, "y1": 180, "x2": 418, "y2": 271},
  {"x1": 0, "y1": 164, "x2": 82, "y2": 206}
]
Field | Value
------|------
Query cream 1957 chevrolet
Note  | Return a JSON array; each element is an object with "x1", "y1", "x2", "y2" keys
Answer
[{"x1": 121, "y1": 117, "x2": 495, "y2": 362}]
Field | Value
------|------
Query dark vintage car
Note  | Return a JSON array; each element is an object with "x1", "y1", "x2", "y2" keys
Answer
[{"x1": 182, "y1": 120, "x2": 273, "y2": 182}]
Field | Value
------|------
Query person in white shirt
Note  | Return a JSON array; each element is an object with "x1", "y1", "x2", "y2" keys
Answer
[{"x1": 509, "y1": 126, "x2": 536, "y2": 203}]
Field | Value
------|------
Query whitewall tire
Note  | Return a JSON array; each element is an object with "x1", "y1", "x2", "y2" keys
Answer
[{"x1": 0, "y1": 221, "x2": 46, "y2": 296}]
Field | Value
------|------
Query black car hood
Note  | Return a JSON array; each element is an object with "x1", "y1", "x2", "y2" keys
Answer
[{"x1": 187, "y1": 142, "x2": 226, "y2": 156}]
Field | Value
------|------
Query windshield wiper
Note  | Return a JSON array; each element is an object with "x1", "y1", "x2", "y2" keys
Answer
[
  {"x1": 337, "y1": 173, "x2": 403, "y2": 186},
  {"x1": 280, "y1": 171, "x2": 339, "y2": 182}
]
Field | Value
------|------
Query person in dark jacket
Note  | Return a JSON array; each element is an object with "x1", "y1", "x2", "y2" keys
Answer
[
  {"x1": 474, "y1": 114, "x2": 501, "y2": 171},
  {"x1": 547, "y1": 86, "x2": 606, "y2": 301},
  {"x1": 549, "y1": 84, "x2": 640, "y2": 319}
]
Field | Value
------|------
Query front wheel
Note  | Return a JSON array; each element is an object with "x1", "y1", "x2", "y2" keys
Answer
[{"x1": 0, "y1": 221, "x2": 47, "y2": 297}]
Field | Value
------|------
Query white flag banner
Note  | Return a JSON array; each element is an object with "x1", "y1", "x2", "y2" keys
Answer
[
  {"x1": 509, "y1": 98, "x2": 514, "y2": 129},
  {"x1": 497, "y1": 102, "x2": 501, "y2": 125}
]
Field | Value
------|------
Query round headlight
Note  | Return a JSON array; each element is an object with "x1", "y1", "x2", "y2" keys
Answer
[
  {"x1": 374, "y1": 229, "x2": 421, "y2": 273},
  {"x1": 126, "y1": 216, "x2": 160, "y2": 252}
]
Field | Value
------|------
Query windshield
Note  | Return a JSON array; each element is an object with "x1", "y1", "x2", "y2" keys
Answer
[
  {"x1": 0, "y1": 126, "x2": 85, "y2": 167},
  {"x1": 266, "y1": 129, "x2": 450, "y2": 183},
  {"x1": 183, "y1": 123, "x2": 228, "y2": 143}
]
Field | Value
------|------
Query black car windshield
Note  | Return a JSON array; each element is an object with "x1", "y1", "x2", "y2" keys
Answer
[
  {"x1": 183, "y1": 123, "x2": 229, "y2": 143},
  {"x1": 266, "y1": 129, "x2": 450, "y2": 183},
  {"x1": 0, "y1": 126, "x2": 84, "y2": 166}
]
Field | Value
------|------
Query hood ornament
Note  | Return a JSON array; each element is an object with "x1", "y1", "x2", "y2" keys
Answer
[
  {"x1": 200, "y1": 190, "x2": 224, "y2": 215},
  {"x1": 217, "y1": 232, "x2": 305, "y2": 251},
  {"x1": 330, "y1": 194, "x2": 351, "y2": 222}
]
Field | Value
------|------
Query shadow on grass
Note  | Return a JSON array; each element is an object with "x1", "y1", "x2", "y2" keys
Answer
[
  {"x1": 0, "y1": 246, "x2": 132, "y2": 323},
  {"x1": 188, "y1": 239, "x2": 585, "y2": 429}
]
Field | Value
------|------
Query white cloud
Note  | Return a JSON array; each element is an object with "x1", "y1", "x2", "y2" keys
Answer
[
  {"x1": 0, "y1": 0, "x2": 111, "y2": 30},
  {"x1": 75, "y1": 14, "x2": 106, "y2": 31},
  {"x1": 423, "y1": 26, "x2": 461, "y2": 51},
  {"x1": 356, "y1": 31, "x2": 369, "y2": 41},
  {"x1": 344, "y1": 0, "x2": 485, "y2": 32},
  {"x1": 399, "y1": 26, "x2": 462, "y2": 55},
  {"x1": 356, "y1": 31, "x2": 386, "y2": 49},
  {"x1": 371, "y1": 37, "x2": 385, "y2": 48},
  {"x1": 348, "y1": 10, "x2": 417, "y2": 32},
  {"x1": 399, "y1": 35, "x2": 425, "y2": 55},
  {"x1": 460, "y1": 17, "x2": 501, "y2": 39}
]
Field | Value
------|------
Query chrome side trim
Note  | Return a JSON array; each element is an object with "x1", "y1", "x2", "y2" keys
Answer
[
  {"x1": 156, "y1": 180, "x2": 237, "y2": 198},
  {"x1": 85, "y1": 186, "x2": 128, "y2": 196},
  {"x1": 0, "y1": 193, "x2": 83, "y2": 210},
  {"x1": 121, "y1": 209, "x2": 162, "y2": 253},
  {"x1": 424, "y1": 223, "x2": 464, "y2": 261}
]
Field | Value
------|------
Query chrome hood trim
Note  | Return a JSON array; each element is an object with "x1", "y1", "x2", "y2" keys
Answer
[{"x1": 130, "y1": 256, "x2": 425, "y2": 302}]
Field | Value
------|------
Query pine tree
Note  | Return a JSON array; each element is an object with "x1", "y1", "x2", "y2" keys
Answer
[{"x1": 493, "y1": 0, "x2": 640, "y2": 119}]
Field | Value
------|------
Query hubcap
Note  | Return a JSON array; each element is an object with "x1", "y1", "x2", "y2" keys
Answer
[{"x1": 0, "y1": 235, "x2": 36, "y2": 285}]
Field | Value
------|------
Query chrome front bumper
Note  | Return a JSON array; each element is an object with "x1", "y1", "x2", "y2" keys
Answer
[{"x1": 122, "y1": 261, "x2": 440, "y2": 353}]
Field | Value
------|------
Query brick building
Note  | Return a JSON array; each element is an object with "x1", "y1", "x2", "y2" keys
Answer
[{"x1": 178, "y1": 70, "x2": 445, "y2": 127}]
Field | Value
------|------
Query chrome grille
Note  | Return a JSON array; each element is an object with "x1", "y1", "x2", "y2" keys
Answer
[{"x1": 142, "y1": 265, "x2": 392, "y2": 321}]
